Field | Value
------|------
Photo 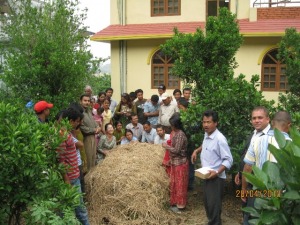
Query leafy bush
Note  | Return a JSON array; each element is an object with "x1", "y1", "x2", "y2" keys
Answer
[
  {"x1": 278, "y1": 28, "x2": 300, "y2": 96},
  {"x1": 0, "y1": 103, "x2": 80, "y2": 224},
  {"x1": 242, "y1": 128, "x2": 300, "y2": 225},
  {"x1": 0, "y1": 0, "x2": 96, "y2": 109},
  {"x1": 162, "y1": 8, "x2": 275, "y2": 175}
]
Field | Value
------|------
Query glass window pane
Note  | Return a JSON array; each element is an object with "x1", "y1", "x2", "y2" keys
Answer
[
  {"x1": 263, "y1": 82, "x2": 269, "y2": 88},
  {"x1": 264, "y1": 67, "x2": 269, "y2": 73},
  {"x1": 270, "y1": 67, "x2": 276, "y2": 73},
  {"x1": 281, "y1": 67, "x2": 286, "y2": 74},
  {"x1": 208, "y1": 1, "x2": 218, "y2": 17},
  {"x1": 270, "y1": 83, "x2": 275, "y2": 88},
  {"x1": 280, "y1": 83, "x2": 286, "y2": 89},
  {"x1": 280, "y1": 75, "x2": 286, "y2": 82},
  {"x1": 270, "y1": 75, "x2": 275, "y2": 81},
  {"x1": 264, "y1": 75, "x2": 269, "y2": 81}
]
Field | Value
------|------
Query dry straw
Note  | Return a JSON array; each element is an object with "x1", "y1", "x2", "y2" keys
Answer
[{"x1": 85, "y1": 142, "x2": 173, "y2": 225}]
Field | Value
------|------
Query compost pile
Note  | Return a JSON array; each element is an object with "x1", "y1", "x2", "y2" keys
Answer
[{"x1": 85, "y1": 142, "x2": 172, "y2": 225}]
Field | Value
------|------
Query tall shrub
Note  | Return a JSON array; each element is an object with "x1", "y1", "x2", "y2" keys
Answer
[
  {"x1": 162, "y1": 8, "x2": 275, "y2": 174},
  {"x1": 0, "y1": 0, "x2": 96, "y2": 109},
  {"x1": 0, "y1": 103, "x2": 80, "y2": 224}
]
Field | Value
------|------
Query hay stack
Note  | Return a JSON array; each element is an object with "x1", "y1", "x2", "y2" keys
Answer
[{"x1": 85, "y1": 142, "x2": 172, "y2": 225}]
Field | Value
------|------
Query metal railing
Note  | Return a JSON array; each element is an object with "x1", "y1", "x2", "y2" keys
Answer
[{"x1": 253, "y1": 0, "x2": 300, "y2": 7}]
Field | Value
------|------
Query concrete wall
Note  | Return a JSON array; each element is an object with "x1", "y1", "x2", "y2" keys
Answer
[
  {"x1": 110, "y1": 36, "x2": 283, "y2": 102},
  {"x1": 110, "y1": 0, "x2": 251, "y2": 25}
]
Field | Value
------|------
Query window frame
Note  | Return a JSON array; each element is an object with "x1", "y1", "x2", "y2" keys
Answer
[
  {"x1": 151, "y1": 0, "x2": 181, "y2": 17},
  {"x1": 206, "y1": 0, "x2": 230, "y2": 18},
  {"x1": 261, "y1": 49, "x2": 288, "y2": 92},
  {"x1": 151, "y1": 50, "x2": 180, "y2": 89}
]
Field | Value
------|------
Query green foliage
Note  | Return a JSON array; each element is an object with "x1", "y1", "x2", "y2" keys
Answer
[
  {"x1": 89, "y1": 73, "x2": 111, "y2": 95},
  {"x1": 0, "y1": 103, "x2": 80, "y2": 224},
  {"x1": 162, "y1": 8, "x2": 243, "y2": 96},
  {"x1": 242, "y1": 128, "x2": 300, "y2": 225},
  {"x1": 277, "y1": 28, "x2": 300, "y2": 129},
  {"x1": 278, "y1": 28, "x2": 300, "y2": 96},
  {"x1": 277, "y1": 93, "x2": 300, "y2": 129},
  {"x1": 162, "y1": 8, "x2": 275, "y2": 173},
  {"x1": 0, "y1": 0, "x2": 96, "y2": 109}
]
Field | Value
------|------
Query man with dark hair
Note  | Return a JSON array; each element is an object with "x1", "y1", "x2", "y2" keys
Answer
[
  {"x1": 105, "y1": 87, "x2": 117, "y2": 115},
  {"x1": 183, "y1": 87, "x2": 192, "y2": 102},
  {"x1": 129, "y1": 91, "x2": 137, "y2": 102},
  {"x1": 80, "y1": 94, "x2": 101, "y2": 171},
  {"x1": 58, "y1": 108, "x2": 90, "y2": 225},
  {"x1": 234, "y1": 106, "x2": 271, "y2": 224},
  {"x1": 154, "y1": 125, "x2": 170, "y2": 144},
  {"x1": 242, "y1": 111, "x2": 291, "y2": 225},
  {"x1": 158, "y1": 84, "x2": 167, "y2": 104},
  {"x1": 144, "y1": 94, "x2": 160, "y2": 128},
  {"x1": 178, "y1": 97, "x2": 189, "y2": 111},
  {"x1": 125, "y1": 114, "x2": 144, "y2": 141},
  {"x1": 135, "y1": 89, "x2": 147, "y2": 124},
  {"x1": 192, "y1": 110, "x2": 233, "y2": 225},
  {"x1": 34, "y1": 100, "x2": 54, "y2": 123},
  {"x1": 141, "y1": 121, "x2": 157, "y2": 144}
]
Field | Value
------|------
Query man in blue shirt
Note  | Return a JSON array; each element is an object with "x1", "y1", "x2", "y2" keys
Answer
[
  {"x1": 141, "y1": 121, "x2": 157, "y2": 144},
  {"x1": 192, "y1": 110, "x2": 233, "y2": 225},
  {"x1": 144, "y1": 95, "x2": 160, "y2": 128}
]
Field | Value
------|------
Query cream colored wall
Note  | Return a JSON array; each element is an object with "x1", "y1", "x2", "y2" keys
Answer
[
  {"x1": 235, "y1": 37, "x2": 282, "y2": 102},
  {"x1": 126, "y1": 0, "x2": 205, "y2": 24},
  {"x1": 235, "y1": 0, "x2": 250, "y2": 19},
  {"x1": 111, "y1": 37, "x2": 283, "y2": 103},
  {"x1": 110, "y1": 0, "x2": 119, "y2": 24},
  {"x1": 110, "y1": 41, "x2": 122, "y2": 101},
  {"x1": 126, "y1": 39, "x2": 167, "y2": 99},
  {"x1": 110, "y1": 0, "x2": 252, "y2": 25}
]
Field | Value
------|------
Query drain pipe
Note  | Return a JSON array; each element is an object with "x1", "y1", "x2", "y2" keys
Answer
[{"x1": 118, "y1": 0, "x2": 127, "y2": 94}]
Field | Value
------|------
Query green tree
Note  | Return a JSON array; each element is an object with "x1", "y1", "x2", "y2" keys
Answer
[
  {"x1": 0, "y1": 103, "x2": 80, "y2": 224},
  {"x1": 162, "y1": 8, "x2": 274, "y2": 175},
  {"x1": 277, "y1": 28, "x2": 300, "y2": 127},
  {"x1": 88, "y1": 69, "x2": 111, "y2": 95},
  {"x1": 278, "y1": 28, "x2": 300, "y2": 96},
  {"x1": 0, "y1": 0, "x2": 96, "y2": 109}
]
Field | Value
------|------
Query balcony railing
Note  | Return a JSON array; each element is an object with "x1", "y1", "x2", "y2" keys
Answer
[{"x1": 253, "y1": 0, "x2": 300, "y2": 7}]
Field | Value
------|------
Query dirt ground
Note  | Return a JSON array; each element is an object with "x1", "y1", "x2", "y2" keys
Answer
[{"x1": 167, "y1": 176, "x2": 242, "y2": 225}]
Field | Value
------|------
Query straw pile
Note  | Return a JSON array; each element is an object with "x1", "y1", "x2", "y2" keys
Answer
[{"x1": 85, "y1": 142, "x2": 172, "y2": 225}]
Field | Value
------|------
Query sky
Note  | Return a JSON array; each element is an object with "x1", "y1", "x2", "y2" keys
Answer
[{"x1": 79, "y1": 0, "x2": 111, "y2": 61}]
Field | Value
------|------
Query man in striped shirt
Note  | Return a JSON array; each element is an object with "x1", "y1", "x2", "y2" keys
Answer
[{"x1": 57, "y1": 108, "x2": 90, "y2": 225}]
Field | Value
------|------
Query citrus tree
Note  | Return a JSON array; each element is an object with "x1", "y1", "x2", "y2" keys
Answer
[
  {"x1": 161, "y1": 8, "x2": 275, "y2": 175},
  {"x1": 0, "y1": 0, "x2": 97, "y2": 110},
  {"x1": 0, "y1": 103, "x2": 80, "y2": 224}
]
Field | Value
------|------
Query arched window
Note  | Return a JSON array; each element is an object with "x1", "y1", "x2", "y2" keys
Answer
[
  {"x1": 151, "y1": 50, "x2": 180, "y2": 89},
  {"x1": 261, "y1": 48, "x2": 288, "y2": 91}
]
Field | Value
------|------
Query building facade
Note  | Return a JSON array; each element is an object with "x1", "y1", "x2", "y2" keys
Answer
[{"x1": 91, "y1": 0, "x2": 300, "y2": 101}]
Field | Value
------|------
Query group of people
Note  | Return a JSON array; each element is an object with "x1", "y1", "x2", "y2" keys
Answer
[{"x1": 32, "y1": 84, "x2": 292, "y2": 225}]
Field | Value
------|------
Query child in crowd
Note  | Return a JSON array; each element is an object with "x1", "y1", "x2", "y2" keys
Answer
[
  {"x1": 102, "y1": 98, "x2": 112, "y2": 133},
  {"x1": 113, "y1": 121, "x2": 125, "y2": 145}
]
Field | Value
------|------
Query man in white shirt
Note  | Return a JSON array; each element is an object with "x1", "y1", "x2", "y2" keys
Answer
[
  {"x1": 158, "y1": 93, "x2": 179, "y2": 134},
  {"x1": 141, "y1": 121, "x2": 157, "y2": 144},
  {"x1": 154, "y1": 125, "x2": 170, "y2": 144}
]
